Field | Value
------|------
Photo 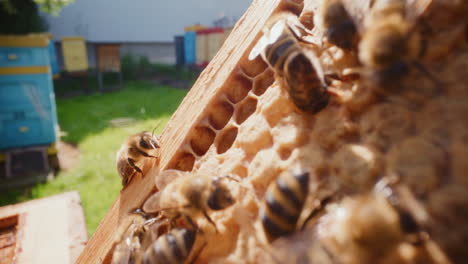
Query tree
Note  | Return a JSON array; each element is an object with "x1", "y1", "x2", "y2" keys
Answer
[
  {"x1": 34, "y1": 0, "x2": 74, "y2": 16},
  {"x1": 0, "y1": 0, "x2": 72, "y2": 34}
]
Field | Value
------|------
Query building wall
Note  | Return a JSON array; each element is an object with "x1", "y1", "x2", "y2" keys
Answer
[
  {"x1": 54, "y1": 42, "x2": 175, "y2": 69},
  {"x1": 121, "y1": 42, "x2": 175, "y2": 65},
  {"x1": 44, "y1": 0, "x2": 251, "y2": 42}
]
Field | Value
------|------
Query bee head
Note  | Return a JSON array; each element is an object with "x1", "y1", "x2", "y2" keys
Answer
[
  {"x1": 327, "y1": 21, "x2": 357, "y2": 50},
  {"x1": 207, "y1": 176, "x2": 235, "y2": 210},
  {"x1": 139, "y1": 132, "x2": 160, "y2": 150}
]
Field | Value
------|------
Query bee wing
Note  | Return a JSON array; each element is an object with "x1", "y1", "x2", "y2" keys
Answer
[
  {"x1": 249, "y1": 19, "x2": 288, "y2": 61},
  {"x1": 301, "y1": 48, "x2": 326, "y2": 86},
  {"x1": 249, "y1": 34, "x2": 270, "y2": 60},
  {"x1": 111, "y1": 242, "x2": 132, "y2": 264},
  {"x1": 142, "y1": 191, "x2": 162, "y2": 213},
  {"x1": 155, "y1": 169, "x2": 185, "y2": 190},
  {"x1": 287, "y1": 19, "x2": 322, "y2": 47},
  {"x1": 405, "y1": 0, "x2": 432, "y2": 23}
]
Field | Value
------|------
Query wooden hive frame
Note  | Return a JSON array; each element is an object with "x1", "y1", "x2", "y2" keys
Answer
[
  {"x1": 76, "y1": 0, "x2": 293, "y2": 262},
  {"x1": 77, "y1": 0, "x2": 468, "y2": 262}
]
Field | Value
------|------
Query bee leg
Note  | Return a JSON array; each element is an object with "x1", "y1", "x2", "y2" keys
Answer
[
  {"x1": 300, "y1": 196, "x2": 333, "y2": 230},
  {"x1": 169, "y1": 215, "x2": 179, "y2": 230},
  {"x1": 202, "y1": 210, "x2": 218, "y2": 233},
  {"x1": 122, "y1": 173, "x2": 133, "y2": 187},
  {"x1": 136, "y1": 149, "x2": 158, "y2": 159},
  {"x1": 188, "y1": 241, "x2": 208, "y2": 264},
  {"x1": 324, "y1": 72, "x2": 341, "y2": 84},
  {"x1": 184, "y1": 215, "x2": 203, "y2": 234},
  {"x1": 128, "y1": 158, "x2": 143, "y2": 176},
  {"x1": 340, "y1": 73, "x2": 361, "y2": 82}
]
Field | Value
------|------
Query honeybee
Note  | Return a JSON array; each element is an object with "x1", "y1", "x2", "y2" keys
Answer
[
  {"x1": 117, "y1": 131, "x2": 160, "y2": 187},
  {"x1": 143, "y1": 171, "x2": 236, "y2": 232},
  {"x1": 260, "y1": 168, "x2": 309, "y2": 242},
  {"x1": 359, "y1": 0, "x2": 435, "y2": 90},
  {"x1": 142, "y1": 227, "x2": 202, "y2": 264},
  {"x1": 267, "y1": 176, "x2": 450, "y2": 264},
  {"x1": 249, "y1": 12, "x2": 331, "y2": 114},
  {"x1": 318, "y1": 0, "x2": 358, "y2": 50},
  {"x1": 111, "y1": 214, "x2": 147, "y2": 264}
]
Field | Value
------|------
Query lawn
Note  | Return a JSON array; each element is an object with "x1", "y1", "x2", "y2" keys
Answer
[{"x1": 0, "y1": 80, "x2": 188, "y2": 236}]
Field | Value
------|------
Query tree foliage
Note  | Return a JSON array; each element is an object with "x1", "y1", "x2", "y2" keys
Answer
[
  {"x1": 0, "y1": 0, "x2": 72, "y2": 34},
  {"x1": 34, "y1": 0, "x2": 74, "y2": 16},
  {"x1": 0, "y1": 0, "x2": 48, "y2": 34}
]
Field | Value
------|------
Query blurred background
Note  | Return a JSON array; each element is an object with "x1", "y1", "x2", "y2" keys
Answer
[{"x1": 0, "y1": 0, "x2": 250, "y2": 236}]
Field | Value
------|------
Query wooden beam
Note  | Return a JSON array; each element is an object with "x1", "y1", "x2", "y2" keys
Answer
[
  {"x1": 0, "y1": 192, "x2": 87, "y2": 264},
  {"x1": 75, "y1": 0, "x2": 283, "y2": 263}
]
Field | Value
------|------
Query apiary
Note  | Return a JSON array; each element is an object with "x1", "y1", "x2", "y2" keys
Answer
[{"x1": 77, "y1": 0, "x2": 468, "y2": 263}]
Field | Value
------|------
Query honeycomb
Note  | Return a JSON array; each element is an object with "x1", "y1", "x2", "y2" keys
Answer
[{"x1": 117, "y1": 0, "x2": 468, "y2": 263}]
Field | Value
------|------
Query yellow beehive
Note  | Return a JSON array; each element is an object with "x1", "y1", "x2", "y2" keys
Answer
[
  {"x1": 207, "y1": 28, "x2": 225, "y2": 60},
  {"x1": 222, "y1": 27, "x2": 233, "y2": 43},
  {"x1": 184, "y1": 24, "x2": 206, "y2": 32},
  {"x1": 196, "y1": 30, "x2": 209, "y2": 65},
  {"x1": 61, "y1": 36, "x2": 88, "y2": 72}
]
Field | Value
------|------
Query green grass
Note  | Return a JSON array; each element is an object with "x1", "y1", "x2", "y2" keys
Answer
[{"x1": 0, "y1": 80, "x2": 188, "y2": 236}]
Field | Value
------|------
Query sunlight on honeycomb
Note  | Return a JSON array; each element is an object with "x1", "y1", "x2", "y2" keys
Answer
[{"x1": 140, "y1": 0, "x2": 468, "y2": 263}]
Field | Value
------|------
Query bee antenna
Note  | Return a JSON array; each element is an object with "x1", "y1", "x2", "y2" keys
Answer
[{"x1": 132, "y1": 208, "x2": 150, "y2": 219}]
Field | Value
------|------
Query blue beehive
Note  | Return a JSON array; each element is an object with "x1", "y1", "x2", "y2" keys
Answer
[
  {"x1": 174, "y1": 35, "x2": 185, "y2": 66},
  {"x1": 0, "y1": 34, "x2": 58, "y2": 150},
  {"x1": 184, "y1": 31, "x2": 196, "y2": 65},
  {"x1": 46, "y1": 34, "x2": 60, "y2": 77}
]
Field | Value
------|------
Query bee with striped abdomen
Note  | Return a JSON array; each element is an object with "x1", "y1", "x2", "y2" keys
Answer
[
  {"x1": 143, "y1": 172, "x2": 236, "y2": 233},
  {"x1": 249, "y1": 12, "x2": 331, "y2": 114},
  {"x1": 260, "y1": 168, "x2": 309, "y2": 242},
  {"x1": 111, "y1": 212, "x2": 149, "y2": 264},
  {"x1": 318, "y1": 0, "x2": 358, "y2": 51},
  {"x1": 142, "y1": 227, "x2": 201, "y2": 264},
  {"x1": 116, "y1": 131, "x2": 160, "y2": 187},
  {"x1": 359, "y1": 0, "x2": 437, "y2": 91}
]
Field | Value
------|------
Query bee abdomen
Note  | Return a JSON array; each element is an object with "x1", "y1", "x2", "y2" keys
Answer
[
  {"x1": 143, "y1": 228, "x2": 196, "y2": 264},
  {"x1": 265, "y1": 34, "x2": 298, "y2": 71},
  {"x1": 261, "y1": 171, "x2": 310, "y2": 241},
  {"x1": 285, "y1": 53, "x2": 330, "y2": 113}
]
